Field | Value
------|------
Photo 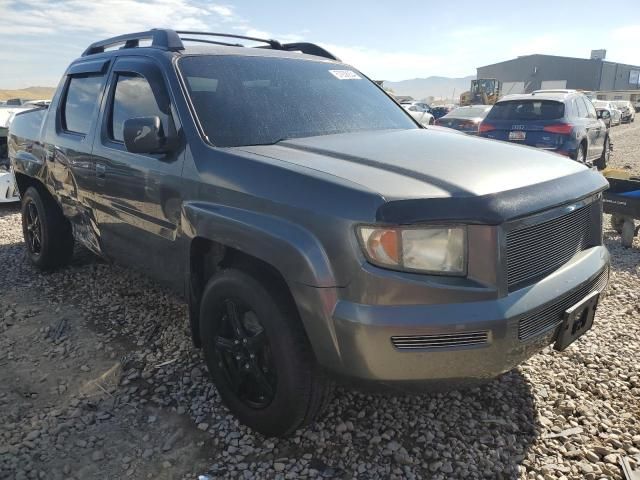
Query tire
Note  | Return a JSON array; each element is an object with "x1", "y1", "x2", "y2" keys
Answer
[
  {"x1": 21, "y1": 186, "x2": 74, "y2": 270},
  {"x1": 611, "y1": 214, "x2": 624, "y2": 234},
  {"x1": 429, "y1": 118, "x2": 435, "y2": 125},
  {"x1": 575, "y1": 143, "x2": 587, "y2": 164},
  {"x1": 199, "y1": 268, "x2": 333, "y2": 437},
  {"x1": 595, "y1": 136, "x2": 610, "y2": 170},
  {"x1": 621, "y1": 220, "x2": 635, "y2": 248}
]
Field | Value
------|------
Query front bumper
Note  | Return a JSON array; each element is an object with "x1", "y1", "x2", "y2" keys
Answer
[{"x1": 329, "y1": 246, "x2": 609, "y2": 385}]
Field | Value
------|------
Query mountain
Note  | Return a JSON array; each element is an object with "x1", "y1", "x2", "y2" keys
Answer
[
  {"x1": 0, "y1": 86, "x2": 56, "y2": 102},
  {"x1": 384, "y1": 75, "x2": 475, "y2": 101}
]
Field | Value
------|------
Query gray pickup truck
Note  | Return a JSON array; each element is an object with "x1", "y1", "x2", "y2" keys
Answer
[{"x1": 9, "y1": 29, "x2": 609, "y2": 437}]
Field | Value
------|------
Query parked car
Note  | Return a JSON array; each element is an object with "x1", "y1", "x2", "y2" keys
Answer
[
  {"x1": 400, "y1": 101, "x2": 434, "y2": 125},
  {"x1": 10, "y1": 29, "x2": 610, "y2": 437},
  {"x1": 612, "y1": 100, "x2": 635, "y2": 123},
  {"x1": 430, "y1": 105, "x2": 452, "y2": 119},
  {"x1": 595, "y1": 107, "x2": 613, "y2": 129},
  {"x1": 0, "y1": 103, "x2": 35, "y2": 165},
  {"x1": 479, "y1": 91, "x2": 610, "y2": 169},
  {"x1": 435, "y1": 105, "x2": 492, "y2": 134},
  {"x1": 593, "y1": 101, "x2": 622, "y2": 126},
  {"x1": 0, "y1": 166, "x2": 19, "y2": 203}
]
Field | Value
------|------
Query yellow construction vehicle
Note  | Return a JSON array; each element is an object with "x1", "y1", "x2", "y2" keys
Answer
[{"x1": 459, "y1": 79, "x2": 501, "y2": 106}]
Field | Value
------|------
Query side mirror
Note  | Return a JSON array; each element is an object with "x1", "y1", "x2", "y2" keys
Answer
[
  {"x1": 597, "y1": 110, "x2": 610, "y2": 120},
  {"x1": 123, "y1": 116, "x2": 174, "y2": 154}
]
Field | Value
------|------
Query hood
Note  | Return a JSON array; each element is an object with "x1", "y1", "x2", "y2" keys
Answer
[
  {"x1": 240, "y1": 128, "x2": 592, "y2": 200},
  {"x1": 239, "y1": 128, "x2": 608, "y2": 224}
]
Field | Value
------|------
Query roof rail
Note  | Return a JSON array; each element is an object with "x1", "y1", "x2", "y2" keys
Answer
[
  {"x1": 260, "y1": 42, "x2": 340, "y2": 61},
  {"x1": 176, "y1": 31, "x2": 283, "y2": 49},
  {"x1": 82, "y1": 29, "x2": 183, "y2": 56},
  {"x1": 177, "y1": 31, "x2": 340, "y2": 60},
  {"x1": 82, "y1": 28, "x2": 340, "y2": 61}
]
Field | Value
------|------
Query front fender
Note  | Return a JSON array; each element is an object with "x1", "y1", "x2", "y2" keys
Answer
[
  {"x1": 183, "y1": 201, "x2": 338, "y2": 287},
  {"x1": 182, "y1": 201, "x2": 345, "y2": 369}
]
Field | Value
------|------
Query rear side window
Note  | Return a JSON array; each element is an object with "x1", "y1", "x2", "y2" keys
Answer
[
  {"x1": 486, "y1": 100, "x2": 564, "y2": 121},
  {"x1": 62, "y1": 75, "x2": 105, "y2": 134},
  {"x1": 110, "y1": 73, "x2": 169, "y2": 142},
  {"x1": 575, "y1": 97, "x2": 588, "y2": 118},
  {"x1": 584, "y1": 98, "x2": 597, "y2": 118}
]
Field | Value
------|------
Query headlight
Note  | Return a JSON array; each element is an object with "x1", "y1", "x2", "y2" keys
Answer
[{"x1": 357, "y1": 225, "x2": 467, "y2": 275}]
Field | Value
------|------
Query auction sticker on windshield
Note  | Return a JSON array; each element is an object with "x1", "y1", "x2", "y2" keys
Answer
[{"x1": 329, "y1": 70, "x2": 362, "y2": 80}]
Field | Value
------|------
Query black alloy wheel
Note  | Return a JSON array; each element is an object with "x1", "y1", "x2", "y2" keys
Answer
[
  {"x1": 24, "y1": 200, "x2": 42, "y2": 256},
  {"x1": 20, "y1": 186, "x2": 74, "y2": 270},
  {"x1": 199, "y1": 268, "x2": 334, "y2": 437},
  {"x1": 214, "y1": 298, "x2": 277, "y2": 409}
]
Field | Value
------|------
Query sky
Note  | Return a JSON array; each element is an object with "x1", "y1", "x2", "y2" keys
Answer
[{"x1": 1, "y1": 0, "x2": 639, "y2": 89}]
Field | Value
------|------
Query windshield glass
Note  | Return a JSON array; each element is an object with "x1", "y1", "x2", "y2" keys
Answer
[
  {"x1": 179, "y1": 55, "x2": 417, "y2": 147},
  {"x1": 450, "y1": 106, "x2": 489, "y2": 118},
  {"x1": 486, "y1": 100, "x2": 564, "y2": 121}
]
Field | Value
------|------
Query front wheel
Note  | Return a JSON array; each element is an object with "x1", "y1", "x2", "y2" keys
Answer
[
  {"x1": 595, "y1": 136, "x2": 610, "y2": 170},
  {"x1": 575, "y1": 143, "x2": 587, "y2": 164},
  {"x1": 199, "y1": 268, "x2": 333, "y2": 437},
  {"x1": 21, "y1": 186, "x2": 74, "y2": 270}
]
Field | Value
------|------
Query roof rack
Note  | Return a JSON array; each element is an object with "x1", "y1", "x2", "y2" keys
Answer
[
  {"x1": 176, "y1": 30, "x2": 283, "y2": 50},
  {"x1": 81, "y1": 28, "x2": 340, "y2": 61},
  {"x1": 82, "y1": 29, "x2": 183, "y2": 56}
]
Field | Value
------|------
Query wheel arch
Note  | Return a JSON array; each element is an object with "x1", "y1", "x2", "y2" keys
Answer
[
  {"x1": 14, "y1": 172, "x2": 45, "y2": 198},
  {"x1": 184, "y1": 202, "x2": 343, "y2": 369}
]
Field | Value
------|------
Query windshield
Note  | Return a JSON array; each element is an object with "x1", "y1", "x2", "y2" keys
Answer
[
  {"x1": 449, "y1": 106, "x2": 489, "y2": 118},
  {"x1": 179, "y1": 55, "x2": 417, "y2": 147},
  {"x1": 486, "y1": 100, "x2": 564, "y2": 121}
]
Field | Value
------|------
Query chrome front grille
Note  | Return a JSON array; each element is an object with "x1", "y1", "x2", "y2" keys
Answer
[
  {"x1": 506, "y1": 200, "x2": 601, "y2": 291},
  {"x1": 391, "y1": 331, "x2": 489, "y2": 350},
  {"x1": 518, "y1": 268, "x2": 609, "y2": 341}
]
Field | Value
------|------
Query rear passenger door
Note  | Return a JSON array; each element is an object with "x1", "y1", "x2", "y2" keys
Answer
[
  {"x1": 91, "y1": 56, "x2": 185, "y2": 291},
  {"x1": 45, "y1": 59, "x2": 109, "y2": 245},
  {"x1": 583, "y1": 98, "x2": 603, "y2": 160}
]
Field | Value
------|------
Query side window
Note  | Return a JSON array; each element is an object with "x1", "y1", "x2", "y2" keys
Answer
[
  {"x1": 575, "y1": 97, "x2": 588, "y2": 118},
  {"x1": 62, "y1": 75, "x2": 105, "y2": 134},
  {"x1": 568, "y1": 99, "x2": 577, "y2": 117},
  {"x1": 584, "y1": 98, "x2": 597, "y2": 119},
  {"x1": 110, "y1": 73, "x2": 169, "y2": 143}
]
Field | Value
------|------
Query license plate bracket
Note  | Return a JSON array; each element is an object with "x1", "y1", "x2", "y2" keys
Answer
[
  {"x1": 554, "y1": 290, "x2": 600, "y2": 351},
  {"x1": 509, "y1": 131, "x2": 526, "y2": 140}
]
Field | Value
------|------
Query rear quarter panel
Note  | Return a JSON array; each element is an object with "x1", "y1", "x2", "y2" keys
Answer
[{"x1": 9, "y1": 108, "x2": 48, "y2": 179}]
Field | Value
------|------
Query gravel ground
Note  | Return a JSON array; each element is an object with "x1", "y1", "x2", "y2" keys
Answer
[
  {"x1": 1, "y1": 125, "x2": 639, "y2": 480},
  {"x1": 609, "y1": 121, "x2": 640, "y2": 172}
]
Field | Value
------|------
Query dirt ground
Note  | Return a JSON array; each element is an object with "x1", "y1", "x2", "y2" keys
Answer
[{"x1": 1, "y1": 123, "x2": 639, "y2": 480}]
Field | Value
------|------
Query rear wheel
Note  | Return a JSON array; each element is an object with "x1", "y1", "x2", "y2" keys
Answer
[
  {"x1": 611, "y1": 214, "x2": 625, "y2": 234},
  {"x1": 200, "y1": 268, "x2": 333, "y2": 437},
  {"x1": 21, "y1": 186, "x2": 74, "y2": 270},
  {"x1": 595, "y1": 136, "x2": 610, "y2": 170}
]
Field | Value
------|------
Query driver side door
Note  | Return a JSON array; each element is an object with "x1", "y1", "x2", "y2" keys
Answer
[{"x1": 90, "y1": 56, "x2": 185, "y2": 291}]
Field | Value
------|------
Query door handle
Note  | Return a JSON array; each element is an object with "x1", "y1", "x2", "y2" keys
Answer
[{"x1": 96, "y1": 163, "x2": 106, "y2": 178}]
